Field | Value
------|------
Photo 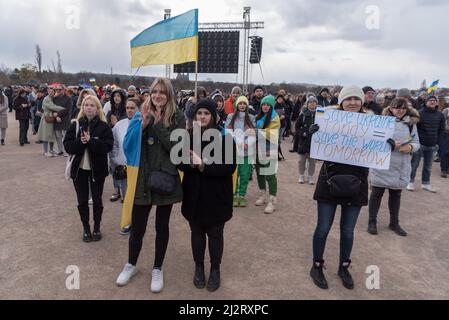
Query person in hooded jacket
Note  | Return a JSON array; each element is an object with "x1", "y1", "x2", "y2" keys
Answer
[
  {"x1": 64, "y1": 95, "x2": 113, "y2": 242},
  {"x1": 211, "y1": 92, "x2": 226, "y2": 127},
  {"x1": 179, "y1": 98, "x2": 236, "y2": 292},
  {"x1": 296, "y1": 96, "x2": 318, "y2": 185},
  {"x1": 309, "y1": 85, "x2": 369, "y2": 291},
  {"x1": 368, "y1": 98, "x2": 420, "y2": 237}
]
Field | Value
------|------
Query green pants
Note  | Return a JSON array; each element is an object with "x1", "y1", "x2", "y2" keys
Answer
[
  {"x1": 236, "y1": 157, "x2": 252, "y2": 197},
  {"x1": 255, "y1": 163, "x2": 277, "y2": 196}
]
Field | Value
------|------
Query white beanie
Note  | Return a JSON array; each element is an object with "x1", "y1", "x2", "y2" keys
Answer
[{"x1": 338, "y1": 85, "x2": 365, "y2": 105}]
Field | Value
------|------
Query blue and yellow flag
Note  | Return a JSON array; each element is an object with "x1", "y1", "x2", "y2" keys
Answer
[
  {"x1": 131, "y1": 9, "x2": 198, "y2": 68},
  {"x1": 120, "y1": 112, "x2": 143, "y2": 229},
  {"x1": 427, "y1": 79, "x2": 439, "y2": 94}
]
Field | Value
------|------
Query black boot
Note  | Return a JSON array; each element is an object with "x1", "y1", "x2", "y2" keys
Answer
[
  {"x1": 1, "y1": 139, "x2": 4, "y2": 146},
  {"x1": 310, "y1": 260, "x2": 328, "y2": 289},
  {"x1": 193, "y1": 264, "x2": 206, "y2": 289},
  {"x1": 207, "y1": 268, "x2": 220, "y2": 292},
  {"x1": 367, "y1": 220, "x2": 378, "y2": 235},
  {"x1": 389, "y1": 223, "x2": 407, "y2": 236},
  {"x1": 338, "y1": 260, "x2": 354, "y2": 290},
  {"x1": 82, "y1": 224, "x2": 92, "y2": 242},
  {"x1": 92, "y1": 223, "x2": 102, "y2": 241}
]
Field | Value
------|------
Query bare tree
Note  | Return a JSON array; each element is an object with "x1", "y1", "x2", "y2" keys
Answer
[
  {"x1": 35, "y1": 44, "x2": 42, "y2": 73},
  {"x1": 56, "y1": 50, "x2": 63, "y2": 74}
]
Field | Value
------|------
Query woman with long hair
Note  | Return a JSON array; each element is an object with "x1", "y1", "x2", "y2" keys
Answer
[
  {"x1": 116, "y1": 78, "x2": 185, "y2": 293},
  {"x1": 63, "y1": 95, "x2": 113, "y2": 242}
]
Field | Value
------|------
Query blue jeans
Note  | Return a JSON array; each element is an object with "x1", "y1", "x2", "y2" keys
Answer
[
  {"x1": 410, "y1": 145, "x2": 436, "y2": 184},
  {"x1": 313, "y1": 201, "x2": 361, "y2": 263}
]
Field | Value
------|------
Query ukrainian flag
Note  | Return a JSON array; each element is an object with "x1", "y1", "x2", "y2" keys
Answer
[
  {"x1": 120, "y1": 112, "x2": 143, "y2": 229},
  {"x1": 131, "y1": 9, "x2": 198, "y2": 68},
  {"x1": 427, "y1": 80, "x2": 439, "y2": 94}
]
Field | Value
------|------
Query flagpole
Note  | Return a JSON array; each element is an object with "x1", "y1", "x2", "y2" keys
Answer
[{"x1": 195, "y1": 60, "x2": 198, "y2": 99}]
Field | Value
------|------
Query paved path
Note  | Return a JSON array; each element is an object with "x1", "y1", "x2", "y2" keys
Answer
[{"x1": 1, "y1": 112, "x2": 448, "y2": 300}]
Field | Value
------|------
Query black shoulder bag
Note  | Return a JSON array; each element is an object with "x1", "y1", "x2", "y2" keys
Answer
[{"x1": 325, "y1": 163, "x2": 361, "y2": 198}]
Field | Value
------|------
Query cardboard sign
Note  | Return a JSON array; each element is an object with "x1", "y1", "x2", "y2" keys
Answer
[{"x1": 310, "y1": 107, "x2": 396, "y2": 169}]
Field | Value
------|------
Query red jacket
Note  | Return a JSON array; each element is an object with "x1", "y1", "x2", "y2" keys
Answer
[{"x1": 224, "y1": 97, "x2": 235, "y2": 115}]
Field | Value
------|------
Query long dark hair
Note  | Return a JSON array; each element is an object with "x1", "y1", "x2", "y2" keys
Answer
[
  {"x1": 228, "y1": 105, "x2": 255, "y2": 130},
  {"x1": 256, "y1": 106, "x2": 274, "y2": 129},
  {"x1": 0, "y1": 89, "x2": 4, "y2": 104}
]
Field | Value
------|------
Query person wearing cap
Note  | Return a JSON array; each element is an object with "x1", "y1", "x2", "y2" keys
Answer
[
  {"x1": 407, "y1": 95, "x2": 445, "y2": 193},
  {"x1": 295, "y1": 96, "x2": 318, "y2": 185},
  {"x1": 363, "y1": 86, "x2": 383, "y2": 115},
  {"x1": 309, "y1": 85, "x2": 369, "y2": 291},
  {"x1": 250, "y1": 85, "x2": 265, "y2": 115},
  {"x1": 254, "y1": 95, "x2": 280, "y2": 214},
  {"x1": 116, "y1": 78, "x2": 185, "y2": 294},
  {"x1": 224, "y1": 86, "x2": 242, "y2": 115},
  {"x1": 179, "y1": 98, "x2": 236, "y2": 292},
  {"x1": 225, "y1": 95, "x2": 256, "y2": 207},
  {"x1": 0, "y1": 88, "x2": 8, "y2": 145},
  {"x1": 368, "y1": 98, "x2": 420, "y2": 236}
]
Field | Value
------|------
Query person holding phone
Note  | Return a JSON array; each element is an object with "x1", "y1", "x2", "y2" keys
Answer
[
  {"x1": 63, "y1": 95, "x2": 113, "y2": 242},
  {"x1": 368, "y1": 98, "x2": 420, "y2": 236}
]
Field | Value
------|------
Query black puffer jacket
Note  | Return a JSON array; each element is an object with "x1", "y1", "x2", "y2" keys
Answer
[
  {"x1": 295, "y1": 107, "x2": 316, "y2": 154},
  {"x1": 417, "y1": 107, "x2": 445, "y2": 147},
  {"x1": 63, "y1": 116, "x2": 113, "y2": 181},
  {"x1": 313, "y1": 162, "x2": 369, "y2": 207},
  {"x1": 179, "y1": 131, "x2": 236, "y2": 226}
]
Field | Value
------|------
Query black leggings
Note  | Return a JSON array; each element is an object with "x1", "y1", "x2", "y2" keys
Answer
[
  {"x1": 189, "y1": 221, "x2": 225, "y2": 270},
  {"x1": 73, "y1": 169, "x2": 105, "y2": 231},
  {"x1": 368, "y1": 186, "x2": 402, "y2": 224},
  {"x1": 128, "y1": 204, "x2": 173, "y2": 268}
]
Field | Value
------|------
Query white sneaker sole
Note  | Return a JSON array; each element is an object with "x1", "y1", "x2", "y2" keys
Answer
[{"x1": 116, "y1": 270, "x2": 138, "y2": 287}]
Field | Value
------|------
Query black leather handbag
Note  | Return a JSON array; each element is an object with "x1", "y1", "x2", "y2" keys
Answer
[
  {"x1": 147, "y1": 171, "x2": 176, "y2": 195},
  {"x1": 325, "y1": 164, "x2": 361, "y2": 198}
]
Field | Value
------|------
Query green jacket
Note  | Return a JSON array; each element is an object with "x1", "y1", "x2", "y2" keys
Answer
[{"x1": 134, "y1": 109, "x2": 186, "y2": 206}]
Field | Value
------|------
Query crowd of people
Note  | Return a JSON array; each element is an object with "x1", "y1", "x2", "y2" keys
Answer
[{"x1": 1, "y1": 79, "x2": 448, "y2": 293}]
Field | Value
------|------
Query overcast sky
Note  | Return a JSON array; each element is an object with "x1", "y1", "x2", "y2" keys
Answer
[{"x1": 0, "y1": 0, "x2": 448, "y2": 89}]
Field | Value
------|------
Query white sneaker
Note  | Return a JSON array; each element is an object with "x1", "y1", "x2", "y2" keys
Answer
[
  {"x1": 264, "y1": 196, "x2": 276, "y2": 214},
  {"x1": 422, "y1": 184, "x2": 437, "y2": 193},
  {"x1": 151, "y1": 268, "x2": 164, "y2": 293},
  {"x1": 406, "y1": 183, "x2": 415, "y2": 191},
  {"x1": 298, "y1": 175, "x2": 305, "y2": 184},
  {"x1": 308, "y1": 176, "x2": 314, "y2": 185},
  {"x1": 255, "y1": 191, "x2": 267, "y2": 206},
  {"x1": 44, "y1": 152, "x2": 54, "y2": 158},
  {"x1": 116, "y1": 263, "x2": 137, "y2": 287}
]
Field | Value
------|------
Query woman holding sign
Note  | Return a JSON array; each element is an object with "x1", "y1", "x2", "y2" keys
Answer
[
  {"x1": 368, "y1": 98, "x2": 420, "y2": 236},
  {"x1": 309, "y1": 85, "x2": 369, "y2": 290}
]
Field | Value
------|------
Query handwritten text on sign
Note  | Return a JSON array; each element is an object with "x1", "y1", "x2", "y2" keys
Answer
[{"x1": 310, "y1": 107, "x2": 395, "y2": 169}]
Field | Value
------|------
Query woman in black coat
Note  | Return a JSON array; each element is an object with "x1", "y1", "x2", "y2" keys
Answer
[
  {"x1": 309, "y1": 85, "x2": 369, "y2": 291},
  {"x1": 64, "y1": 95, "x2": 113, "y2": 242},
  {"x1": 179, "y1": 99, "x2": 236, "y2": 292}
]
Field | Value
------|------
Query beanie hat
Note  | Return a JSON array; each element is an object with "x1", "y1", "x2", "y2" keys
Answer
[
  {"x1": 128, "y1": 85, "x2": 136, "y2": 91},
  {"x1": 211, "y1": 93, "x2": 224, "y2": 102},
  {"x1": 194, "y1": 99, "x2": 217, "y2": 122},
  {"x1": 253, "y1": 85, "x2": 264, "y2": 93},
  {"x1": 261, "y1": 95, "x2": 275, "y2": 108},
  {"x1": 305, "y1": 96, "x2": 318, "y2": 108},
  {"x1": 231, "y1": 86, "x2": 242, "y2": 95},
  {"x1": 235, "y1": 96, "x2": 249, "y2": 108},
  {"x1": 362, "y1": 86, "x2": 375, "y2": 94},
  {"x1": 397, "y1": 88, "x2": 411, "y2": 98},
  {"x1": 338, "y1": 85, "x2": 365, "y2": 105},
  {"x1": 427, "y1": 95, "x2": 438, "y2": 102}
]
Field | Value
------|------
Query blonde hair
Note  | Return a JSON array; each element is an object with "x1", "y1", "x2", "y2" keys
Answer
[
  {"x1": 77, "y1": 95, "x2": 107, "y2": 122},
  {"x1": 76, "y1": 89, "x2": 97, "y2": 108},
  {"x1": 146, "y1": 78, "x2": 177, "y2": 128}
]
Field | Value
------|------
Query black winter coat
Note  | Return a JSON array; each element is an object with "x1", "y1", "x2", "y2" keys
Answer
[
  {"x1": 179, "y1": 131, "x2": 236, "y2": 226},
  {"x1": 364, "y1": 101, "x2": 383, "y2": 115},
  {"x1": 13, "y1": 96, "x2": 31, "y2": 120},
  {"x1": 53, "y1": 95, "x2": 73, "y2": 131},
  {"x1": 295, "y1": 108, "x2": 316, "y2": 154},
  {"x1": 417, "y1": 107, "x2": 445, "y2": 147},
  {"x1": 63, "y1": 116, "x2": 113, "y2": 181},
  {"x1": 313, "y1": 162, "x2": 369, "y2": 207}
]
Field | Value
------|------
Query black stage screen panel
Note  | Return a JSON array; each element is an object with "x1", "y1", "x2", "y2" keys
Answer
[{"x1": 174, "y1": 31, "x2": 240, "y2": 74}]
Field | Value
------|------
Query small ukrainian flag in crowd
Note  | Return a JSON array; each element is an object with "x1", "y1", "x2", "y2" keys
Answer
[
  {"x1": 131, "y1": 9, "x2": 198, "y2": 68},
  {"x1": 427, "y1": 79, "x2": 439, "y2": 94}
]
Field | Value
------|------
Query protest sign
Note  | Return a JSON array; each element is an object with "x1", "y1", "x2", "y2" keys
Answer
[{"x1": 310, "y1": 107, "x2": 396, "y2": 169}]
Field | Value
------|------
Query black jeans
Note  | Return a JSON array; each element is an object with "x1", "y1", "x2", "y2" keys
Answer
[
  {"x1": 18, "y1": 119, "x2": 29, "y2": 144},
  {"x1": 128, "y1": 204, "x2": 173, "y2": 268},
  {"x1": 189, "y1": 221, "x2": 225, "y2": 270},
  {"x1": 73, "y1": 169, "x2": 106, "y2": 231},
  {"x1": 369, "y1": 186, "x2": 402, "y2": 225}
]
